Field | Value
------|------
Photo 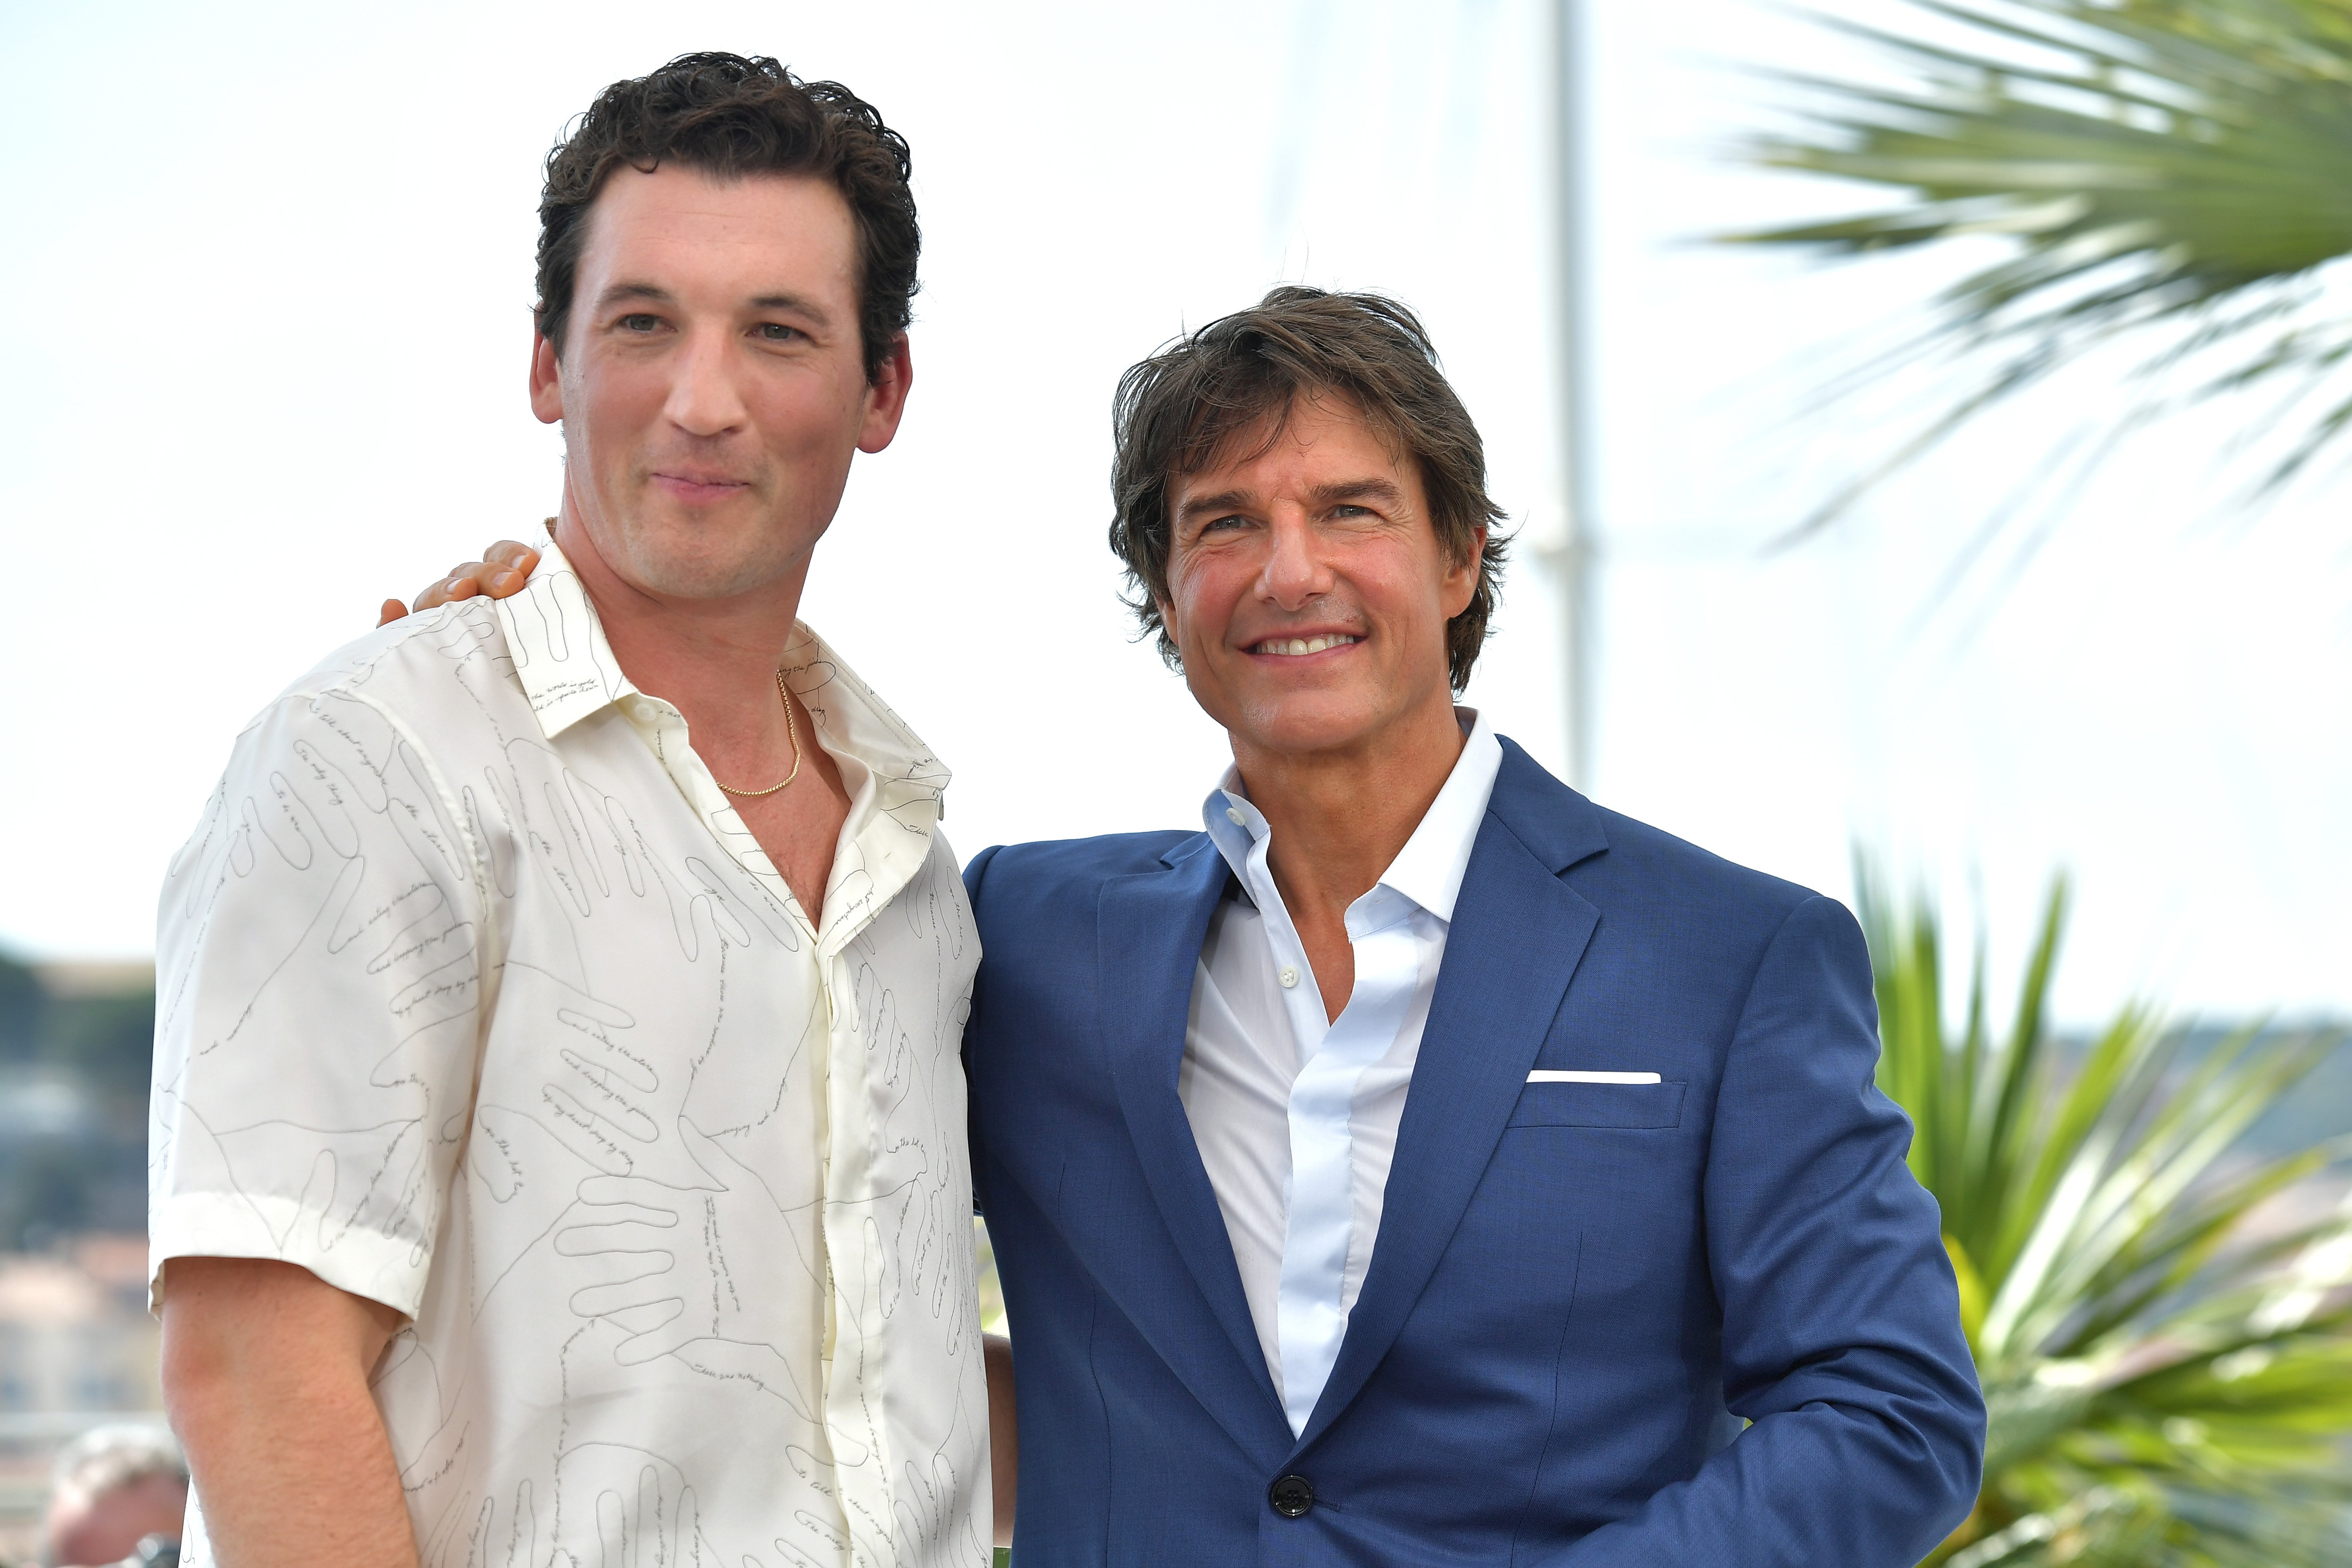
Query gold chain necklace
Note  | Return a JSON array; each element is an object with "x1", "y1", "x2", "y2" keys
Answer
[{"x1": 713, "y1": 670, "x2": 804, "y2": 798}]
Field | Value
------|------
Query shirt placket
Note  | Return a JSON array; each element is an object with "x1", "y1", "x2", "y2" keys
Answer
[
  {"x1": 631, "y1": 694, "x2": 890, "y2": 1567},
  {"x1": 1271, "y1": 886, "x2": 1422, "y2": 1434},
  {"x1": 816, "y1": 870, "x2": 897, "y2": 1568},
  {"x1": 1221, "y1": 797, "x2": 1428, "y2": 1435}
]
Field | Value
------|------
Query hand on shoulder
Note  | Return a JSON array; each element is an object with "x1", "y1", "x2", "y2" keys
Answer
[{"x1": 376, "y1": 537, "x2": 542, "y2": 626}]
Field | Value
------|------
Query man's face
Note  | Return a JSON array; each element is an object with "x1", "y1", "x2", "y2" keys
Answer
[
  {"x1": 529, "y1": 164, "x2": 909, "y2": 601},
  {"x1": 44, "y1": 1473, "x2": 187, "y2": 1567},
  {"x1": 1160, "y1": 394, "x2": 1480, "y2": 763}
]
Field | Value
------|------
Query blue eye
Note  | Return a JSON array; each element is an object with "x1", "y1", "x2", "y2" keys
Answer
[{"x1": 618, "y1": 313, "x2": 661, "y2": 332}]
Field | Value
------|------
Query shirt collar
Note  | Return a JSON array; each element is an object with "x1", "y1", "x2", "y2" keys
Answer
[
  {"x1": 780, "y1": 624, "x2": 953, "y2": 844},
  {"x1": 1201, "y1": 707, "x2": 1503, "y2": 925},
  {"x1": 495, "y1": 541, "x2": 639, "y2": 740},
  {"x1": 494, "y1": 540, "x2": 952, "y2": 838}
]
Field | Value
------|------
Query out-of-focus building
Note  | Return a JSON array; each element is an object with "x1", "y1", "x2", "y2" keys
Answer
[
  {"x1": 0, "y1": 1237, "x2": 158, "y2": 1414},
  {"x1": 0, "y1": 1235, "x2": 163, "y2": 1562},
  {"x1": 0, "y1": 953, "x2": 164, "y2": 1563}
]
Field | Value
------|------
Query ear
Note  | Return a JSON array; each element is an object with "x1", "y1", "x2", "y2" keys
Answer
[
  {"x1": 857, "y1": 334, "x2": 915, "y2": 454},
  {"x1": 1440, "y1": 524, "x2": 1486, "y2": 618},
  {"x1": 529, "y1": 330, "x2": 564, "y2": 426}
]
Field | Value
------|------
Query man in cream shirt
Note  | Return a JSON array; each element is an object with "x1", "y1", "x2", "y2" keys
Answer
[{"x1": 152, "y1": 56, "x2": 994, "y2": 1568}]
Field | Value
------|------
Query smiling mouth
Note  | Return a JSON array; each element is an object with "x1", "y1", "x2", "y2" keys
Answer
[{"x1": 1249, "y1": 634, "x2": 1361, "y2": 657}]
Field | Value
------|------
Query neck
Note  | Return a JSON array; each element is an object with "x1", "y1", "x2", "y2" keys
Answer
[
  {"x1": 551, "y1": 502, "x2": 812, "y2": 738},
  {"x1": 1230, "y1": 691, "x2": 1466, "y2": 930}
]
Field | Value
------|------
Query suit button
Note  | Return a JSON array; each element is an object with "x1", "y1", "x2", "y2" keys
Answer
[{"x1": 1268, "y1": 1474, "x2": 1316, "y2": 1518}]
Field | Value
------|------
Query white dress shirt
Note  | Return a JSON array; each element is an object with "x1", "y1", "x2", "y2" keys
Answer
[
  {"x1": 151, "y1": 546, "x2": 989, "y2": 1568},
  {"x1": 1178, "y1": 709, "x2": 1503, "y2": 1435}
]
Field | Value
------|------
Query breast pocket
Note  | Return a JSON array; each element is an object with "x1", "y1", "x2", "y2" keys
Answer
[{"x1": 1507, "y1": 1080, "x2": 1687, "y2": 1130}]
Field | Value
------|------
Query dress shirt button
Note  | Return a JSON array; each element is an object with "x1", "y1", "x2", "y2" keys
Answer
[
  {"x1": 1226, "y1": 806, "x2": 1245, "y2": 825},
  {"x1": 1268, "y1": 1474, "x2": 1316, "y2": 1519},
  {"x1": 1278, "y1": 966, "x2": 1299, "y2": 989}
]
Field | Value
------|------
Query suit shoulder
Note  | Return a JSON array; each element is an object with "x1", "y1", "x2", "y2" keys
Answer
[
  {"x1": 1582, "y1": 802, "x2": 1827, "y2": 930},
  {"x1": 1491, "y1": 736, "x2": 1826, "y2": 936},
  {"x1": 966, "y1": 829, "x2": 1204, "y2": 906}
]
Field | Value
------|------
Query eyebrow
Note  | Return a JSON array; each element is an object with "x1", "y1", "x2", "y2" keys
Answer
[
  {"x1": 749, "y1": 292, "x2": 830, "y2": 323},
  {"x1": 1176, "y1": 476, "x2": 1406, "y2": 526},
  {"x1": 1177, "y1": 488, "x2": 1255, "y2": 525},
  {"x1": 596, "y1": 283, "x2": 675, "y2": 310},
  {"x1": 1309, "y1": 477, "x2": 1404, "y2": 508},
  {"x1": 593, "y1": 282, "x2": 833, "y2": 325}
]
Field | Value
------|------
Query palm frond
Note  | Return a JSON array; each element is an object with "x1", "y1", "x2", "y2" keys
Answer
[
  {"x1": 1724, "y1": 0, "x2": 2352, "y2": 536},
  {"x1": 1855, "y1": 862, "x2": 2352, "y2": 1564}
]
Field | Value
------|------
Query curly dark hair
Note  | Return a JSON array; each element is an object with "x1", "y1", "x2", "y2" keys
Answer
[
  {"x1": 1108, "y1": 286, "x2": 1510, "y2": 693},
  {"x1": 535, "y1": 52, "x2": 918, "y2": 383}
]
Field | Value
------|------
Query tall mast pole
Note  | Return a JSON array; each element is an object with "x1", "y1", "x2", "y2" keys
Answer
[{"x1": 1550, "y1": 0, "x2": 1597, "y2": 793}]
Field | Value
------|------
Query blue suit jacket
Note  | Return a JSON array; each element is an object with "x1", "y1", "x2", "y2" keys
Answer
[{"x1": 962, "y1": 740, "x2": 1983, "y2": 1566}]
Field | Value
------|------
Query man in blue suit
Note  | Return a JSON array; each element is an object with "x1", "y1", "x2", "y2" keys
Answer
[{"x1": 961, "y1": 288, "x2": 1983, "y2": 1564}]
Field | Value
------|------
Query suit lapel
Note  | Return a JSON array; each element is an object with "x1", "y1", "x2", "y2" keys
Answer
[
  {"x1": 1293, "y1": 744, "x2": 1605, "y2": 1452},
  {"x1": 1098, "y1": 836, "x2": 1291, "y2": 1457}
]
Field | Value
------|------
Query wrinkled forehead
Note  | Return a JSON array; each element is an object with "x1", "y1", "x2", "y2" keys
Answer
[{"x1": 1175, "y1": 381, "x2": 1407, "y2": 486}]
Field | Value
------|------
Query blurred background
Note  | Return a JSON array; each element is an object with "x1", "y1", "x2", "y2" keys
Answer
[{"x1": 1, "y1": 0, "x2": 2348, "y2": 1561}]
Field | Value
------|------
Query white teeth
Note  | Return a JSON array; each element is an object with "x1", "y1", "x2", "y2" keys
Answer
[{"x1": 1256, "y1": 634, "x2": 1360, "y2": 656}]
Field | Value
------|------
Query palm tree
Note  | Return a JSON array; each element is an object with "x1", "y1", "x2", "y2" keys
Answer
[
  {"x1": 1723, "y1": 0, "x2": 2352, "y2": 537},
  {"x1": 1861, "y1": 869, "x2": 2352, "y2": 1564}
]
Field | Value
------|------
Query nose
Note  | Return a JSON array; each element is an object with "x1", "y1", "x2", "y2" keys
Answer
[
  {"x1": 1258, "y1": 509, "x2": 1330, "y2": 608},
  {"x1": 664, "y1": 325, "x2": 749, "y2": 437}
]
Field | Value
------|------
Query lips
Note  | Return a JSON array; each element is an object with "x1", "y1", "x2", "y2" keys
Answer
[{"x1": 650, "y1": 471, "x2": 750, "y2": 504}]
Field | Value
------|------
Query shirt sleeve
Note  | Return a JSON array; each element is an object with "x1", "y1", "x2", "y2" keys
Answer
[{"x1": 149, "y1": 685, "x2": 488, "y2": 1319}]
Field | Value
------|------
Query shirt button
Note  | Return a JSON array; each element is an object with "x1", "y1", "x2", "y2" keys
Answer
[
  {"x1": 1226, "y1": 806, "x2": 1245, "y2": 825},
  {"x1": 1268, "y1": 1474, "x2": 1316, "y2": 1518},
  {"x1": 1278, "y1": 966, "x2": 1299, "y2": 989}
]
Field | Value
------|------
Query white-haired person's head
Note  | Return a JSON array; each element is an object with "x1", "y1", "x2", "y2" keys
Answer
[{"x1": 43, "y1": 1424, "x2": 187, "y2": 1567}]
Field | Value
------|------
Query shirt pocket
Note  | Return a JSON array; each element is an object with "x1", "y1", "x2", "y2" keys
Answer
[{"x1": 1507, "y1": 1079, "x2": 1687, "y2": 1130}]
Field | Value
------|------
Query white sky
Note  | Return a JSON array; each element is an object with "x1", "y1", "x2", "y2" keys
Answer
[{"x1": 1, "y1": 0, "x2": 2345, "y2": 1027}]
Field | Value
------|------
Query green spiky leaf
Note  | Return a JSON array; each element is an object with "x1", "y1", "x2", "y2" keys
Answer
[
  {"x1": 1724, "y1": 0, "x2": 2352, "y2": 533},
  {"x1": 1857, "y1": 861, "x2": 2352, "y2": 1564}
]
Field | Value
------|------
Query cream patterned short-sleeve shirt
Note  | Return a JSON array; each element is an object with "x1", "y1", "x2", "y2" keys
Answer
[{"x1": 151, "y1": 546, "x2": 988, "y2": 1568}]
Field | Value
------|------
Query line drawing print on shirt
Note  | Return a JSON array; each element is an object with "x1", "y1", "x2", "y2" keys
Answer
[{"x1": 152, "y1": 558, "x2": 988, "y2": 1568}]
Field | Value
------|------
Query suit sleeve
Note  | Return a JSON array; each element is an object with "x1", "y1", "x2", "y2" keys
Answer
[
  {"x1": 961, "y1": 844, "x2": 1005, "y2": 1219},
  {"x1": 1544, "y1": 895, "x2": 1985, "y2": 1567}
]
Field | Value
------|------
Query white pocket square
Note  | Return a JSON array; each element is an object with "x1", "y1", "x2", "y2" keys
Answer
[{"x1": 1526, "y1": 1070, "x2": 1661, "y2": 1085}]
